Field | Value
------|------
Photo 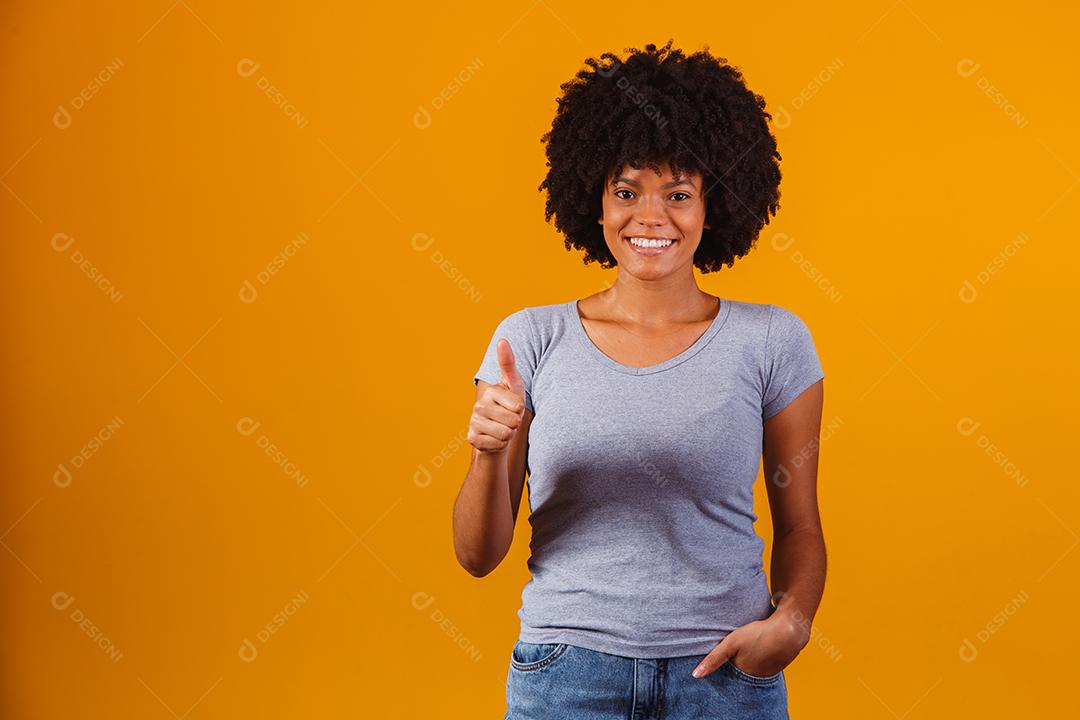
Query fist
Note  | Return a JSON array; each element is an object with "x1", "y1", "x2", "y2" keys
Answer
[{"x1": 468, "y1": 339, "x2": 528, "y2": 454}]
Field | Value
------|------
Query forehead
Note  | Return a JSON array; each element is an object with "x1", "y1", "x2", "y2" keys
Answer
[{"x1": 610, "y1": 163, "x2": 703, "y2": 186}]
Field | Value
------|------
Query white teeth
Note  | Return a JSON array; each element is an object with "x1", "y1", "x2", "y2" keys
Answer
[{"x1": 627, "y1": 237, "x2": 674, "y2": 248}]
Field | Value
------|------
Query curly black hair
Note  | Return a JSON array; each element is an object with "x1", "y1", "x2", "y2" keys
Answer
[{"x1": 538, "y1": 40, "x2": 782, "y2": 274}]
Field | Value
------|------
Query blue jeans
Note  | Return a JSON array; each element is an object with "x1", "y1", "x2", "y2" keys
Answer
[{"x1": 505, "y1": 640, "x2": 789, "y2": 719}]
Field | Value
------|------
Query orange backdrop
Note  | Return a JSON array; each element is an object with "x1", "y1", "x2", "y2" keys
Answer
[{"x1": 2, "y1": 1, "x2": 1077, "y2": 717}]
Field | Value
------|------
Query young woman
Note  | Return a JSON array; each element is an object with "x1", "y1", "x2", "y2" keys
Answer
[{"x1": 453, "y1": 40, "x2": 825, "y2": 719}]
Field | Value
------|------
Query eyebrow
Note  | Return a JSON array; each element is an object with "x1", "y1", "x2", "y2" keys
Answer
[{"x1": 611, "y1": 176, "x2": 697, "y2": 189}]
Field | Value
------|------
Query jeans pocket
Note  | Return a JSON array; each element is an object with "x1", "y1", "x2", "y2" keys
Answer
[
  {"x1": 510, "y1": 640, "x2": 569, "y2": 672},
  {"x1": 725, "y1": 659, "x2": 783, "y2": 685}
]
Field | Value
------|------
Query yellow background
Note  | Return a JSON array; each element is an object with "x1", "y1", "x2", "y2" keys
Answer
[{"x1": 2, "y1": 1, "x2": 1077, "y2": 717}]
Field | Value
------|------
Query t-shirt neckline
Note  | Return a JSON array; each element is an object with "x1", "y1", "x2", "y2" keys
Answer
[{"x1": 565, "y1": 296, "x2": 732, "y2": 375}]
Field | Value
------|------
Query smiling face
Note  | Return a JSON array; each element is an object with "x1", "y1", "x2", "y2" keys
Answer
[{"x1": 597, "y1": 161, "x2": 712, "y2": 279}]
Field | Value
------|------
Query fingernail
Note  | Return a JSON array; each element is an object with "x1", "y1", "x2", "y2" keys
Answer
[{"x1": 691, "y1": 667, "x2": 702, "y2": 678}]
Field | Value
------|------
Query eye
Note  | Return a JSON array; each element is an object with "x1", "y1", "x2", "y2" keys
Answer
[
  {"x1": 670, "y1": 192, "x2": 690, "y2": 201},
  {"x1": 614, "y1": 189, "x2": 634, "y2": 200}
]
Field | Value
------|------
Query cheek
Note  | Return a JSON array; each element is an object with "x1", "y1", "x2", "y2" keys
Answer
[
  {"x1": 603, "y1": 201, "x2": 631, "y2": 222},
  {"x1": 601, "y1": 208, "x2": 633, "y2": 239},
  {"x1": 676, "y1": 205, "x2": 708, "y2": 231}
]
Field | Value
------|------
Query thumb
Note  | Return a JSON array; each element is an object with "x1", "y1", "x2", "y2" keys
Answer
[{"x1": 497, "y1": 339, "x2": 525, "y2": 397}]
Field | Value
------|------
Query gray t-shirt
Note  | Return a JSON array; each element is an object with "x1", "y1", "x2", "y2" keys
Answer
[{"x1": 472, "y1": 297, "x2": 825, "y2": 658}]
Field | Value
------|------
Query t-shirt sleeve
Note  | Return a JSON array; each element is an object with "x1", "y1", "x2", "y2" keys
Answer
[
  {"x1": 761, "y1": 304, "x2": 825, "y2": 420},
  {"x1": 473, "y1": 308, "x2": 539, "y2": 414}
]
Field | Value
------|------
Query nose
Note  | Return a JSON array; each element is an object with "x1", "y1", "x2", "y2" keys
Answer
[{"x1": 634, "y1": 194, "x2": 669, "y2": 228}]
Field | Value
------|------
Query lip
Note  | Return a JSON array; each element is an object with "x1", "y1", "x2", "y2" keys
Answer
[{"x1": 624, "y1": 235, "x2": 678, "y2": 257}]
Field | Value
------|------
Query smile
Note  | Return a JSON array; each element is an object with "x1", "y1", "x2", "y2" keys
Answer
[{"x1": 624, "y1": 236, "x2": 677, "y2": 256}]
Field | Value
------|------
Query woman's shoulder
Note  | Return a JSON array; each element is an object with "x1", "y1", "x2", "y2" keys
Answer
[
  {"x1": 718, "y1": 300, "x2": 820, "y2": 357},
  {"x1": 719, "y1": 297, "x2": 772, "y2": 331},
  {"x1": 511, "y1": 297, "x2": 578, "y2": 330},
  {"x1": 480, "y1": 300, "x2": 572, "y2": 350},
  {"x1": 724, "y1": 298, "x2": 813, "y2": 329}
]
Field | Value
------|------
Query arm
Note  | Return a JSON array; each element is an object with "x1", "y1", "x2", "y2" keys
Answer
[
  {"x1": 762, "y1": 377, "x2": 826, "y2": 648},
  {"x1": 452, "y1": 379, "x2": 533, "y2": 577},
  {"x1": 691, "y1": 379, "x2": 825, "y2": 679}
]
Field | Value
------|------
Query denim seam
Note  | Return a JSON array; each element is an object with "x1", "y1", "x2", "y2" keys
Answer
[
  {"x1": 510, "y1": 643, "x2": 569, "y2": 673},
  {"x1": 656, "y1": 659, "x2": 667, "y2": 718},
  {"x1": 726, "y1": 661, "x2": 782, "y2": 686}
]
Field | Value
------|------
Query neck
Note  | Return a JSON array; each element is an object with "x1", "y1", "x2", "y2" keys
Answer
[{"x1": 598, "y1": 273, "x2": 717, "y2": 324}]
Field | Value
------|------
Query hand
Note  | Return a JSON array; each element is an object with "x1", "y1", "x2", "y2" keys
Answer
[
  {"x1": 467, "y1": 339, "x2": 528, "y2": 454},
  {"x1": 691, "y1": 615, "x2": 808, "y2": 679}
]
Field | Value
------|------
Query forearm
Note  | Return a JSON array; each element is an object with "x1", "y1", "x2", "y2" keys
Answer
[
  {"x1": 452, "y1": 449, "x2": 515, "y2": 576},
  {"x1": 768, "y1": 524, "x2": 827, "y2": 644}
]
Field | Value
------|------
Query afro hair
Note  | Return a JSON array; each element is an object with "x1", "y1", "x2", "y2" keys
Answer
[{"x1": 538, "y1": 39, "x2": 782, "y2": 274}]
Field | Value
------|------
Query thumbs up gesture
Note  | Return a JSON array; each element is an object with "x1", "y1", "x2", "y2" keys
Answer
[
  {"x1": 497, "y1": 338, "x2": 526, "y2": 399},
  {"x1": 468, "y1": 339, "x2": 528, "y2": 455}
]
